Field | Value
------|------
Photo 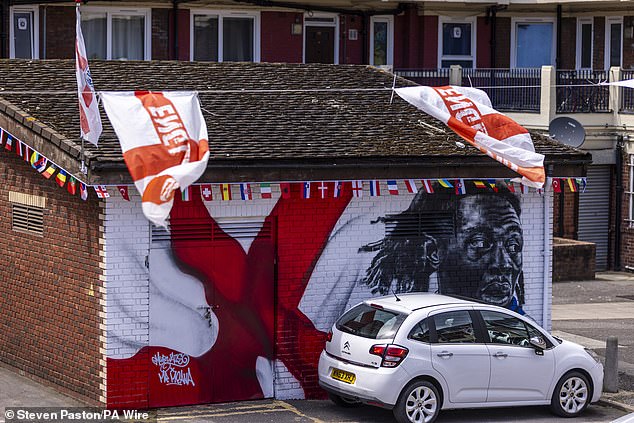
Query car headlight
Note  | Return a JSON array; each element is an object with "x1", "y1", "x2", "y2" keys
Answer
[{"x1": 584, "y1": 348, "x2": 602, "y2": 364}]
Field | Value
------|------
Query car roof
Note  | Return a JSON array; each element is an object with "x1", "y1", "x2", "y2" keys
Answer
[{"x1": 363, "y1": 292, "x2": 476, "y2": 314}]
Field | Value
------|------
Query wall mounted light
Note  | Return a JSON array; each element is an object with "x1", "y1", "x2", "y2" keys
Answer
[{"x1": 292, "y1": 15, "x2": 302, "y2": 35}]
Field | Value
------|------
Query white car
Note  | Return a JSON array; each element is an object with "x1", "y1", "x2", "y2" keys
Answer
[{"x1": 318, "y1": 293, "x2": 603, "y2": 423}]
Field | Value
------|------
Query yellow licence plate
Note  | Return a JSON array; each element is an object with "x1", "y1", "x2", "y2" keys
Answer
[{"x1": 331, "y1": 368, "x2": 356, "y2": 384}]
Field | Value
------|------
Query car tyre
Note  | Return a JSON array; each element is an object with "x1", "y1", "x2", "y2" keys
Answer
[
  {"x1": 393, "y1": 380, "x2": 440, "y2": 423},
  {"x1": 328, "y1": 392, "x2": 361, "y2": 408},
  {"x1": 550, "y1": 371, "x2": 591, "y2": 417}
]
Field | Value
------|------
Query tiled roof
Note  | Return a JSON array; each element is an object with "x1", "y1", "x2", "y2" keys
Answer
[{"x1": 0, "y1": 59, "x2": 589, "y2": 182}]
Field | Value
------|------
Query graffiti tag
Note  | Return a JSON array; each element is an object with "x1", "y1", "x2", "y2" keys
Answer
[{"x1": 151, "y1": 352, "x2": 196, "y2": 387}]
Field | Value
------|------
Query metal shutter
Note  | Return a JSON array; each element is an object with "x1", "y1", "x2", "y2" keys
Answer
[{"x1": 578, "y1": 165, "x2": 611, "y2": 271}]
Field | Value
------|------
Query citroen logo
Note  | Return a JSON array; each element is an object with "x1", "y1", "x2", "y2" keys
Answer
[{"x1": 344, "y1": 341, "x2": 350, "y2": 350}]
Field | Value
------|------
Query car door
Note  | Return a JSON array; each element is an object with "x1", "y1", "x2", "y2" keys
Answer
[
  {"x1": 479, "y1": 309, "x2": 555, "y2": 402},
  {"x1": 429, "y1": 309, "x2": 491, "y2": 403}
]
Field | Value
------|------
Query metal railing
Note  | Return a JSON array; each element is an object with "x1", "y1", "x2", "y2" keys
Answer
[
  {"x1": 556, "y1": 70, "x2": 610, "y2": 113},
  {"x1": 620, "y1": 70, "x2": 634, "y2": 114},
  {"x1": 394, "y1": 68, "x2": 450, "y2": 87},
  {"x1": 462, "y1": 68, "x2": 541, "y2": 113}
]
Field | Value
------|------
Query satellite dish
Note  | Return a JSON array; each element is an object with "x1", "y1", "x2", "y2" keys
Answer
[{"x1": 549, "y1": 117, "x2": 586, "y2": 148}]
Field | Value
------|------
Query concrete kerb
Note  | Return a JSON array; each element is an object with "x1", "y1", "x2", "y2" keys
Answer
[{"x1": 599, "y1": 395, "x2": 634, "y2": 413}]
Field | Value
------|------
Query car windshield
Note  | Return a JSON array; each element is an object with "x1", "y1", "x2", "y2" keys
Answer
[{"x1": 336, "y1": 304, "x2": 406, "y2": 340}]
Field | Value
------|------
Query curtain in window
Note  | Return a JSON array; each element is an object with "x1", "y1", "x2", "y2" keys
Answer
[
  {"x1": 112, "y1": 15, "x2": 144, "y2": 60},
  {"x1": 194, "y1": 15, "x2": 219, "y2": 61},
  {"x1": 82, "y1": 12, "x2": 107, "y2": 60},
  {"x1": 223, "y1": 18, "x2": 253, "y2": 62}
]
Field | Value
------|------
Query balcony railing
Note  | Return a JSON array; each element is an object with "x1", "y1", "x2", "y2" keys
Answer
[
  {"x1": 463, "y1": 68, "x2": 541, "y2": 113},
  {"x1": 394, "y1": 68, "x2": 450, "y2": 87},
  {"x1": 555, "y1": 70, "x2": 610, "y2": 113},
  {"x1": 621, "y1": 70, "x2": 634, "y2": 114}
]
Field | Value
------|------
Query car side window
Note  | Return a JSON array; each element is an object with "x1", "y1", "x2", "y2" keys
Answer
[
  {"x1": 433, "y1": 311, "x2": 476, "y2": 343},
  {"x1": 408, "y1": 319, "x2": 431, "y2": 343},
  {"x1": 481, "y1": 310, "x2": 531, "y2": 347}
]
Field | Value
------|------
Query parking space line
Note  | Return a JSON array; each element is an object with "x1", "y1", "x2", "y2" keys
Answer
[{"x1": 275, "y1": 400, "x2": 325, "y2": 423}]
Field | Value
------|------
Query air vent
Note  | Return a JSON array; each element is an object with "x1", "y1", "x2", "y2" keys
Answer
[
  {"x1": 12, "y1": 203, "x2": 44, "y2": 236},
  {"x1": 384, "y1": 212, "x2": 454, "y2": 238},
  {"x1": 151, "y1": 217, "x2": 273, "y2": 247}
]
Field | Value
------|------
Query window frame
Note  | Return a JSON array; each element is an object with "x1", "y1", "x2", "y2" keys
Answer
[
  {"x1": 576, "y1": 17, "x2": 593, "y2": 70},
  {"x1": 510, "y1": 17, "x2": 557, "y2": 68},
  {"x1": 428, "y1": 309, "x2": 484, "y2": 344},
  {"x1": 9, "y1": 6, "x2": 39, "y2": 59},
  {"x1": 437, "y1": 16, "x2": 476, "y2": 69},
  {"x1": 604, "y1": 16, "x2": 623, "y2": 70},
  {"x1": 369, "y1": 15, "x2": 394, "y2": 67},
  {"x1": 81, "y1": 6, "x2": 151, "y2": 61},
  {"x1": 628, "y1": 154, "x2": 634, "y2": 227},
  {"x1": 303, "y1": 12, "x2": 340, "y2": 65},
  {"x1": 189, "y1": 9, "x2": 261, "y2": 62}
]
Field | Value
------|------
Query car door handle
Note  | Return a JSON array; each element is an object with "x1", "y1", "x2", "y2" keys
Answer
[
  {"x1": 493, "y1": 352, "x2": 508, "y2": 358},
  {"x1": 436, "y1": 351, "x2": 453, "y2": 358}
]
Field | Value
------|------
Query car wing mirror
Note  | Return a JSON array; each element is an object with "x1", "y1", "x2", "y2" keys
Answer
[{"x1": 529, "y1": 336, "x2": 547, "y2": 355}]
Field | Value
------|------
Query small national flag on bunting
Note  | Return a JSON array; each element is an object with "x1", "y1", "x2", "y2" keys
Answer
[
  {"x1": 352, "y1": 181, "x2": 363, "y2": 197},
  {"x1": 369, "y1": 180, "x2": 381, "y2": 197},
  {"x1": 221, "y1": 184, "x2": 232, "y2": 201},
  {"x1": 0, "y1": 128, "x2": 4, "y2": 146},
  {"x1": 80, "y1": 182, "x2": 88, "y2": 201},
  {"x1": 55, "y1": 169, "x2": 67, "y2": 187},
  {"x1": 387, "y1": 180, "x2": 399, "y2": 195},
  {"x1": 576, "y1": 178, "x2": 587, "y2": 193},
  {"x1": 487, "y1": 179, "x2": 499, "y2": 192},
  {"x1": 318, "y1": 181, "x2": 328, "y2": 199},
  {"x1": 473, "y1": 180, "x2": 487, "y2": 189},
  {"x1": 438, "y1": 179, "x2": 453, "y2": 188},
  {"x1": 117, "y1": 185, "x2": 130, "y2": 201},
  {"x1": 67, "y1": 176, "x2": 77, "y2": 195},
  {"x1": 505, "y1": 179, "x2": 515, "y2": 193},
  {"x1": 42, "y1": 164, "x2": 57, "y2": 179},
  {"x1": 302, "y1": 182, "x2": 311, "y2": 199},
  {"x1": 552, "y1": 178, "x2": 562, "y2": 193},
  {"x1": 240, "y1": 183, "x2": 253, "y2": 200},
  {"x1": 181, "y1": 186, "x2": 192, "y2": 201},
  {"x1": 23, "y1": 145, "x2": 30, "y2": 162},
  {"x1": 519, "y1": 183, "x2": 528, "y2": 194},
  {"x1": 422, "y1": 180, "x2": 434, "y2": 194},
  {"x1": 455, "y1": 179, "x2": 466, "y2": 195},
  {"x1": 94, "y1": 185, "x2": 109, "y2": 198},
  {"x1": 333, "y1": 181, "x2": 342, "y2": 198},
  {"x1": 5, "y1": 134, "x2": 13, "y2": 151},
  {"x1": 567, "y1": 178, "x2": 578, "y2": 193},
  {"x1": 280, "y1": 183, "x2": 291, "y2": 199},
  {"x1": 260, "y1": 183, "x2": 272, "y2": 199},
  {"x1": 201, "y1": 184, "x2": 213, "y2": 201},
  {"x1": 16, "y1": 141, "x2": 23, "y2": 158},
  {"x1": 404, "y1": 179, "x2": 418, "y2": 194},
  {"x1": 34, "y1": 154, "x2": 48, "y2": 173}
]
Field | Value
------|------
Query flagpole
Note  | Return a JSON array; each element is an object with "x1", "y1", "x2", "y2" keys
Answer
[{"x1": 389, "y1": 73, "x2": 397, "y2": 104}]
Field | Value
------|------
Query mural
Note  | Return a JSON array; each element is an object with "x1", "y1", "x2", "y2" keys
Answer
[{"x1": 107, "y1": 182, "x2": 525, "y2": 407}]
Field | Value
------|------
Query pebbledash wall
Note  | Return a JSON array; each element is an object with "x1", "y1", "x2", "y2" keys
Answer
[
  {"x1": 0, "y1": 150, "x2": 104, "y2": 405},
  {"x1": 103, "y1": 182, "x2": 552, "y2": 408}
]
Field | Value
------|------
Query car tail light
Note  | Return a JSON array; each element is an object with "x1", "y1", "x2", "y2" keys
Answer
[
  {"x1": 369, "y1": 344, "x2": 409, "y2": 368},
  {"x1": 326, "y1": 330, "x2": 333, "y2": 343}
]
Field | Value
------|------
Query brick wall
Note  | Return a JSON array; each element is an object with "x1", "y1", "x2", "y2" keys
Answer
[
  {"x1": 43, "y1": 6, "x2": 74, "y2": 59},
  {"x1": 0, "y1": 149, "x2": 103, "y2": 405},
  {"x1": 477, "y1": 16, "x2": 492, "y2": 69},
  {"x1": 261, "y1": 12, "x2": 303, "y2": 63},
  {"x1": 552, "y1": 189, "x2": 578, "y2": 239},
  {"x1": 152, "y1": 9, "x2": 170, "y2": 61},
  {"x1": 622, "y1": 152, "x2": 634, "y2": 270},
  {"x1": 494, "y1": 17, "x2": 511, "y2": 68},
  {"x1": 624, "y1": 16, "x2": 634, "y2": 69},
  {"x1": 593, "y1": 16, "x2": 605, "y2": 70},
  {"x1": 560, "y1": 18, "x2": 576, "y2": 69}
]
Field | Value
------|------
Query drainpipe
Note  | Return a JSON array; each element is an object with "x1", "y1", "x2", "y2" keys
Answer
[
  {"x1": 172, "y1": 0, "x2": 178, "y2": 60},
  {"x1": 556, "y1": 5, "x2": 562, "y2": 69},
  {"x1": 558, "y1": 191, "x2": 564, "y2": 237},
  {"x1": 615, "y1": 136, "x2": 624, "y2": 270},
  {"x1": 543, "y1": 166, "x2": 553, "y2": 329},
  {"x1": 362, "y1": 12, "x2": 368, "y2": 65}
]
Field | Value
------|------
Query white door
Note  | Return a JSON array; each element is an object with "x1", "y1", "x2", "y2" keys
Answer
[
  {"x1": 429, "y1": 310, "x2": 490, "y2": 403},
  {"x1": 481, "y1": 310, "x2": 555, "y2": 402}
]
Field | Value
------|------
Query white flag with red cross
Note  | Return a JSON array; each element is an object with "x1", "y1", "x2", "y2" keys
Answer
[
  {"x1": 75, "y1": 2, "x2": 102, "y2": 145},
  {"x1": 395, "y1": 86, "x2": 545, "y2": 188},
  {"x1": 100, "y1": 91, "x2": 210, "y2": 227}
]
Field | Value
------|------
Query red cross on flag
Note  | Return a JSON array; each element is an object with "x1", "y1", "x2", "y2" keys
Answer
[
  {"x1": 101, "y1": 91, "x2": 209, "y2": 227},
  {"x1": 94, "y1": 185, "x2": 110, "y2": 199},
  {"x1": 395, "y1": 86, "x2": 545, "y2": 188}
]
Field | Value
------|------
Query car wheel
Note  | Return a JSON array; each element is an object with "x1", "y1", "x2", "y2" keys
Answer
[
  {"x1": 394, "y1": 380, "x2": 440, "y2": 423},
  {"x1": 550, "y1": 371, "x2": 591, "y2": 417},
  {"x1": 328, "y1": 392, "x2": 361, "y2": 408}
]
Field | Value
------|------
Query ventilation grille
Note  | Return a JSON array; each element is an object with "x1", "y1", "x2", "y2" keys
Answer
[
  {"x1": 384, "y1": 212, "x2": 454, "y2": 238},
  {"x1": 151, "y1": 217, "x2": 272, "y2": 246},
  {"x1": 12, "y1": 203, "x2": 44, "y2": 236}
]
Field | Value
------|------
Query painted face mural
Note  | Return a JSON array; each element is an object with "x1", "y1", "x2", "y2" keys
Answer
[{"x1": 107, "y1": 182, "x2": 525, "y2": 408}]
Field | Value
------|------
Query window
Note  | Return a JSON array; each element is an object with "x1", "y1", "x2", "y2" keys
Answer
[
  {"x1": 511, "y1": 18, "x2": 555, "y2": 67},
  {"x1": 439, "y1": 17, "x2": 475, "y2": 68},
  {"x1": 370, "y1": 16, "x2": 393, "y2": 66},
  {"x1": 81, "y1": 7, "x2": 151, "y2": 60},
  {"x1": 408, "y1": 319, "x2": 431, "y2": 343},
  {"x1": 629, "y1": 155, "x2": 634, "y2": 227},
  {"x1": 576, "y1": 18, "x2": 593, "y2": 69},
  {"x1": 10, "y1": 7, "x2": 39, "y2": 59},
  {"x1": 481, "y1": 310, "x2": 531, "y2": 346},
  {"x1": 191, "y1": 11, "x2": 260, "y2": 62},
  {"x1": 336, "y1": 304, "x2": 406, "y2": 339},
  {"x1": 605, "y1": 17, "x2": 623, "y2": 69},
  {"x1": 433, "y1": 311, "x2": 476, "y2": 343}
]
